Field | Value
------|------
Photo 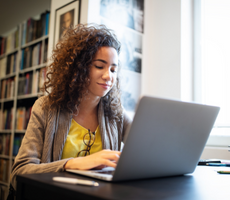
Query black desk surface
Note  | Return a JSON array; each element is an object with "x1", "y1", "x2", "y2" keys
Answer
[{"x1": 16, "y1": 166, "x2": 230, "y2": 200}]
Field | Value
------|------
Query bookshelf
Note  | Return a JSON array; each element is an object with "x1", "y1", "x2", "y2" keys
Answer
[{"x1": 0, "y1": 10, "x2": 50, "y2": 198}]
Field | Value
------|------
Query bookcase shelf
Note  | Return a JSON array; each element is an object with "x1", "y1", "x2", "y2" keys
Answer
[
  {"x1": 1, "y1": 98, "x2": 14, "y2": 103},
  {"x1": 1, "y1": 73, "x2": 16, "y2": 80},
  {"x1": 14, "y1": 130, "x2": 26, "y2": 134},
  {"x1": 17, "y1": 93, "x2": 41, "y2": 99},
  {"x1": 0, "y1": 49, "x2": 19, "y2": 60},
  {"x1": 0, "y1": 10, "x2": 50, "y2": 193},
  {"x1": 0, "y1": 130, "x2": 12, "y2": 134},
  {"x1": 0, "y1": 155, "x2": 10, "y2": 159},
  {"x1": 21, "y1": 35, "x2": 49, "y2": 49}
]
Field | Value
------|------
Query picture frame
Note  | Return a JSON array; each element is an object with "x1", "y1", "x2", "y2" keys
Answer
[{"x1": 54, "y1": 0, "x2": 81, "y2": 47}]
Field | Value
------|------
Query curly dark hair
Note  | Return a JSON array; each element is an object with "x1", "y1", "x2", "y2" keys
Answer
[{"x1": 42, "y1": 24, "x2": 123, "y2": 120}]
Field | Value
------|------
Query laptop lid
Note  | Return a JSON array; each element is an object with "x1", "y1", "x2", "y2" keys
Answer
[
  {"x1": 67, "y1": 96, "x2": 220, "y2": 182},
  {"x1": 112, "y1": 96, "x2": 220, "y2": 181}
]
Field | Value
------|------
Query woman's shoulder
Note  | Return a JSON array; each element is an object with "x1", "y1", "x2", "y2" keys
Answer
[{"x1": 33, "y1": 95, "x2": 49, "y2": 108}]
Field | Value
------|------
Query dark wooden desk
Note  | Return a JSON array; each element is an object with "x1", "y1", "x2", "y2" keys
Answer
[{"x1": 16, "y1": 166, "x2": 230, "y2": 200}]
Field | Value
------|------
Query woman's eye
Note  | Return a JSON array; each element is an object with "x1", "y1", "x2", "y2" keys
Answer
[
  {"x1": 95, "y1": 66, "x2": 103, "y2": 69},
  {"x1": 111, "y1": 69, "x2": 117, "y2": 73}
]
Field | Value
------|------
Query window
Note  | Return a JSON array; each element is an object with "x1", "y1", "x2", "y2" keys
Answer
[{"x1": 194, "y1": 0, "x2": 230, "y2": 146}]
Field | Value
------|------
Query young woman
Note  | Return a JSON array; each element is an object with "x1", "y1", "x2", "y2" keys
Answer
[{"x1": 10, "y1": 24, "x2": 132, "y2": 191}]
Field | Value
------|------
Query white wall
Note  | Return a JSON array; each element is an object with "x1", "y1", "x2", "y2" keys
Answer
[
  {"x1": 142, "y1": 0, "x2": 182, "y2": 100},
  {"x1": 142, "y1": 0, "x2": 193, "y2": 102}
]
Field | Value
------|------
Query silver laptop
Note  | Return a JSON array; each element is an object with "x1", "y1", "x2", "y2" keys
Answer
[{"x1": 66, "y1": 95, "x2": 220, "y2": 181}]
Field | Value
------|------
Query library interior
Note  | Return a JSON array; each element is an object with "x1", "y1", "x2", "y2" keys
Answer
[{"x1": 0, "y1": 0, "x2": 230, "y2": 200}]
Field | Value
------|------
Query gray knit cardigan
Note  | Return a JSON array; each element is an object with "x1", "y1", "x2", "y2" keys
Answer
[{"x1": 10, "y1": 96, "x2": 131, "y2": 190}]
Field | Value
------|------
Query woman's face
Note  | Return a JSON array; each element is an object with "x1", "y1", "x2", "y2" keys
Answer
[{"x1": 87, "y1": 46, "x2": 118, "y2": 98}]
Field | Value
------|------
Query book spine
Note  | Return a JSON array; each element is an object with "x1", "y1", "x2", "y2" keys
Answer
[{"x1": 45, "y1": 12, "x2": 50, "y2": 35}]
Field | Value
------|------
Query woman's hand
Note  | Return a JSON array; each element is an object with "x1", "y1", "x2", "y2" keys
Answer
[{"x1": 64, "y1": 149, "x2": 121, "y2": 170}]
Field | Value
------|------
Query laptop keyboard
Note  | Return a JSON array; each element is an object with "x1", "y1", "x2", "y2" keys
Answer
[{"x1": 96, "y1": 170, "x2": 114, "y2": 175}]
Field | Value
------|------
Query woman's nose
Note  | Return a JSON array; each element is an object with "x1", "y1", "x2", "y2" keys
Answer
[{"x1": 102, "y1": 69, "x2": 112, "y2": 80}]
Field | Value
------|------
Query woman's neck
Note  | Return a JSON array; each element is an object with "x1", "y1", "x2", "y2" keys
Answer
[
  {"x1": 72, "y1": 95, "x2": 100, "y2": 132},
  {"x1": 77, "y1": 95, "x2": 100, "y2": 115}
]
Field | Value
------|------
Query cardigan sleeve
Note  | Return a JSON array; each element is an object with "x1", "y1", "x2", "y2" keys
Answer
[{"x1": 10, "y1": 97, "x2": 71, "y2": 190}]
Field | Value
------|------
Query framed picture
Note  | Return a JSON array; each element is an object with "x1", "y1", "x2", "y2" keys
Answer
[{"x1": 54, "y1": 0, "x2": 81, "y2": 47}]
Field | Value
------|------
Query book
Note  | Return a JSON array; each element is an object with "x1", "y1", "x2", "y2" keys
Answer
[
  {"x1": 32, "y1": 19, "x2": 38, "y2": 41},
  {"x1": 1, "y1": 80, "x2": 6, "y2": 99},
  {"x1": 13, "y1": 52, "x2": 17, "y2": 73},
  {"x1": 20, "y1": 49, "x2": 24, "y2": 70},
  {"x1": 6, "y1": 53, "x2": 15, "y2": 75},
  {"x1": 6, "y1": 33, "x2": 12, "y2": 53},
  {"x1": 16, "y1": 107, "x2": 26, "y2": 130},
  {"x1": 13, "y1": 135, "x2": 24, "y2": 156},
  {"x1": 4, "y1": 134, "x2": 10, "y2": 156},
  {"x1": 38, "y1": 42, "x2": 42, "y2": 64},
  {"x1": 10, "y1": 77, "x2": 15, "y2": 98},
  {"x1": 10, "y1": 53, "x2": 14, "y2": 73},
  {"x1": 24, "y1": 46, "x2": 32, "y2": 69},
  {"x1": 21, "y1": 20, "x2": 27, "y2": 46},
  {"x1": 43, "y1": 39, "x2": 48, "y2": 63},
  {"x1": 36, "y1": 14, "x2": 43, "y2": 39},
  {"x1": 33, "y1": 70, "x2": 40, "y2": 93},
  {"x1": 17, "y1": 76, "x2": 26, "y2": 95},
  {"x1": 3, "y1": 108, "x2": 13, "y2": 130},
  {"x1": 0, "y1": 57, "x2": 7, "y2": 78},
  {"x1": 32, "y1": 43, "x2": 40, "y2": 66},
  {"x1": 45, "y1": 11, "x2": 50, "y2": 35},
  {"x1": 24, "y1": 72, "x2": 33, "y2": 94},
  {"x1": 6, "y1": 79, "x2": 10, "y2": 98}
]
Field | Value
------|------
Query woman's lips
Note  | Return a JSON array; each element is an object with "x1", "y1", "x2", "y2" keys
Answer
[{"x1": 98, "y1": 83, "x2": 110, "y2": 89}]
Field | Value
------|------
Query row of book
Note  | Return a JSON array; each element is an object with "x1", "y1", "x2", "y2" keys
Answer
[
  {"x1": 0, "y1": 134, "x2": 11, "y2": 156},
  {"x1": 21, "y1": 11, "x2": 50, "y2": 46},
  {"x1": 0, "y1": 27, "x2": 19, "y2": 55},
  {"x1": 0, "y1": 159, "x2": 10, "y2": 182},
  {"x1": 16, "y1": 107, "x2": 32, "y2": 131},
  {"x1": 0, "y1": 66, "x2": 46, "y2": 99},
  {"x1": 0, "y1": 108, "x2": 14, "y2": 130},
  {"x1": 18, "y1": 67, "x2": 46, "y2": 96},
  {"x1": 0, "y1": 52, "x2": 18, "y2": 78},
  {"x1": 0, "y1": 106, "x2": 32, "y2": 131},
  {"x1": 13, "y1": 134, "x2": 24, "y2": 156},
  {"x1": 0, "y1": 77, "x2": 15, "y2": 99},
  {"x1": 0, "y1": 39, "x2": 48, "y2": 79},
  {"x1": 20, "y1": 42, "x2": 42, "y2": 70}
]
